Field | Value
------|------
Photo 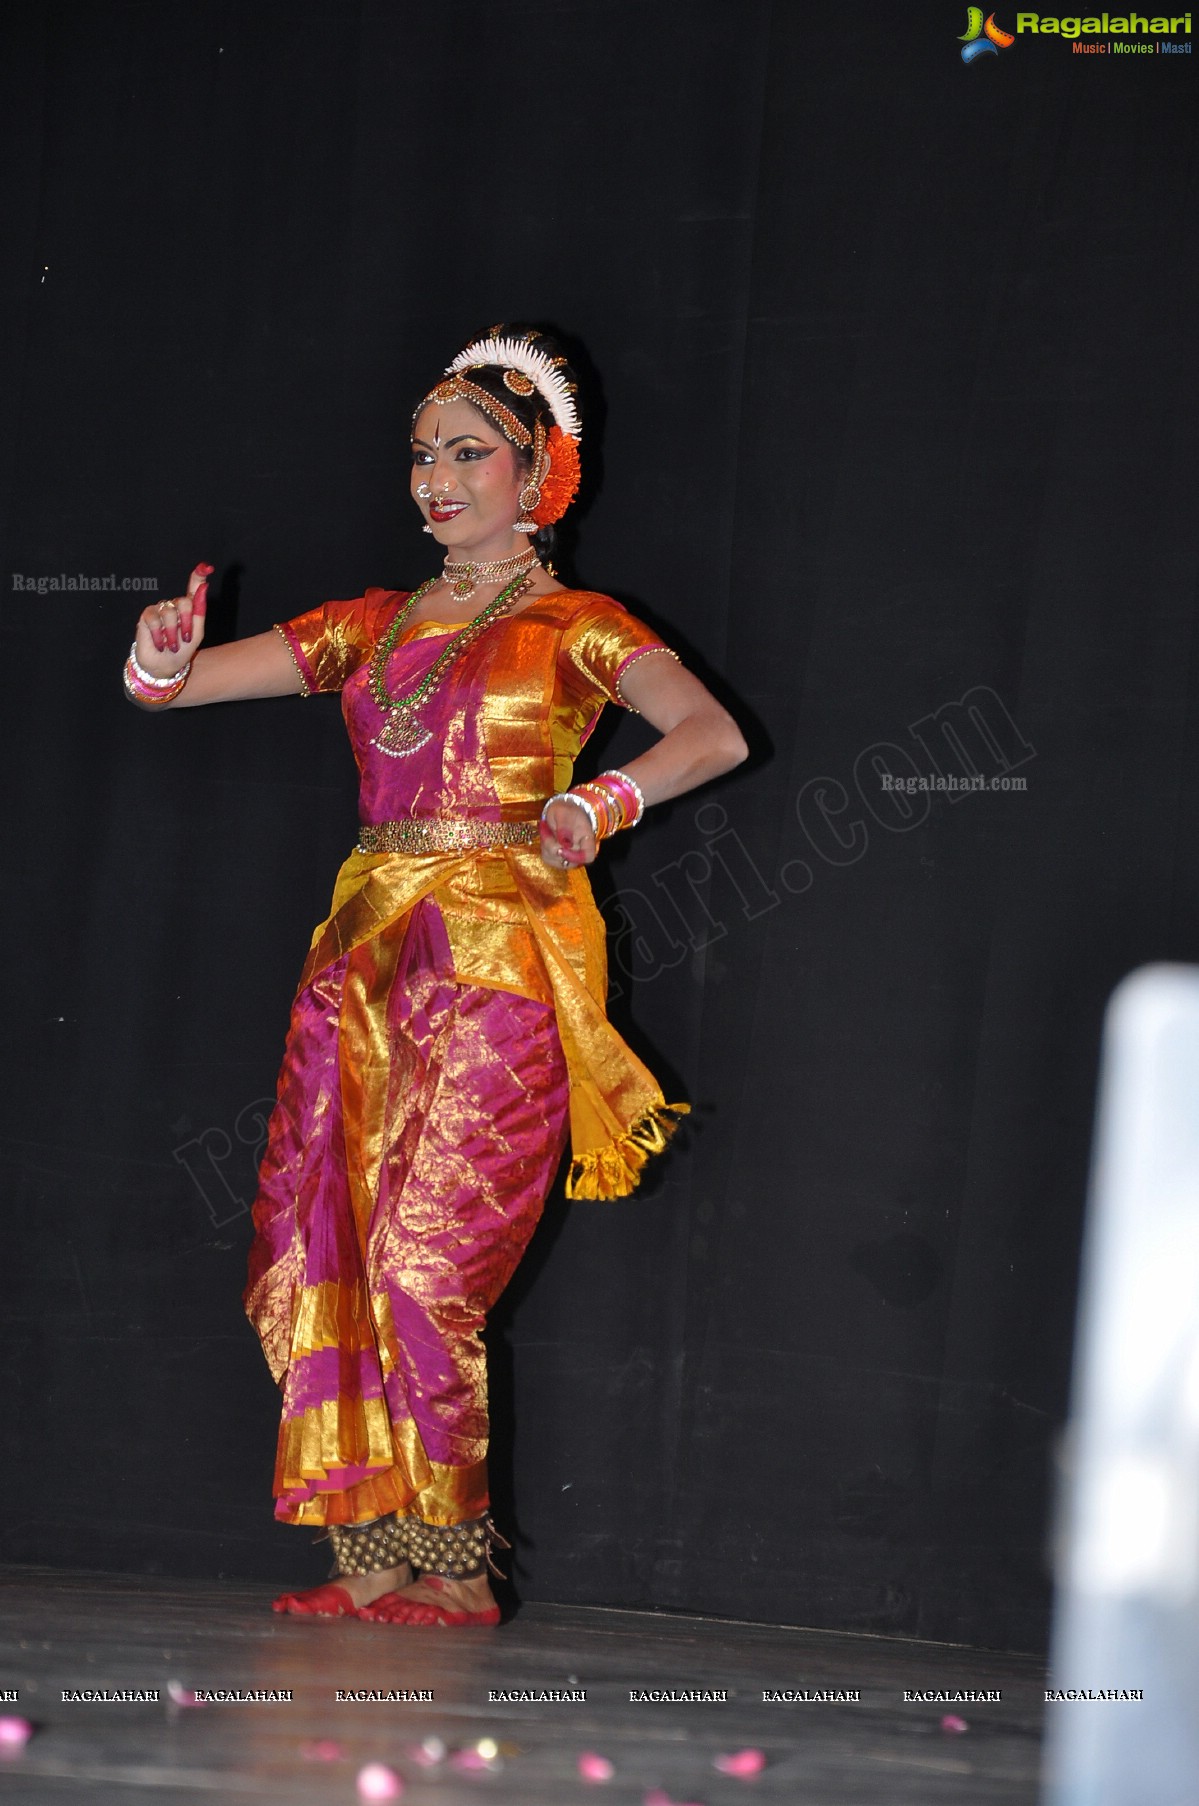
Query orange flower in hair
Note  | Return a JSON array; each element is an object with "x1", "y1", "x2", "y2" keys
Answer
[{"x1": 532, "y1": 426, "x2": 582, "y2": 526}]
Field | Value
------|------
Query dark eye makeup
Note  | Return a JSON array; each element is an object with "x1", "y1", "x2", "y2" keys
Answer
[{"x1": 411, "y1": 442, "x2": 497, "y2": 465}]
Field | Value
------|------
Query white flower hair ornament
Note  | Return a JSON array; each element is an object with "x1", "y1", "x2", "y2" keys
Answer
[{"x1": 446, "y1": 337, "x2": 582, "y2": 442}]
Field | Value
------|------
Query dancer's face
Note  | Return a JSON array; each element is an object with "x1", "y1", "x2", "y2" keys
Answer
[{"x1": 410, "y1": 399, "x2": 526, "y2": 552}]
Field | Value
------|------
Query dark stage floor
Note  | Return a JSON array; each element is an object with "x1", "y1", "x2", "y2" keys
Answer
[{"x1": 0, "y1": 1566, "x2": 1046, "y2": 1804}]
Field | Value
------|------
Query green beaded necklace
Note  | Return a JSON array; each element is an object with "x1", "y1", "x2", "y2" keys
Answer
[{"x1": 368, "y1": 568, "x2": 537, "y2": 757}]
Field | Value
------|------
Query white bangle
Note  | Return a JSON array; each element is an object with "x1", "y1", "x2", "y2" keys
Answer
[
  {"x1": 122, "y1": 663, "x2": 183, "y2": 707},
  {"x1": 128, "y1": 640, "x2": 191, "y2": 687},
  {"x1": 541, "y1": 791, "x2": 598, "y2": 837}
]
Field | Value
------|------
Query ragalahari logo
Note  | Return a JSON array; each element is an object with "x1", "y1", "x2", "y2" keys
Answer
[{"x1": 959, "y1": 8, "x2": 1016, "y2": 57}]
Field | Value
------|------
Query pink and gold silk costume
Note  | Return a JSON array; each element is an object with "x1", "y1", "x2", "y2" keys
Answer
[{"x1": 243, "y1": 588, "x2": 684, "y2": 1530}]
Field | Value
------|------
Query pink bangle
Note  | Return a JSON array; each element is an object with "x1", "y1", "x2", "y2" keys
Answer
[
  {"x1": 599, "y1": 768, "x2": 646, "y2": 827},
  {"x1": 572, "y1": 781, "x2": 621, "y2": 839}
]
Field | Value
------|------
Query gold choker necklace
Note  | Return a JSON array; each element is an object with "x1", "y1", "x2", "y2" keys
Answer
[{"x1": 442, "y1": 547, "x2": 539, "y2": 607}]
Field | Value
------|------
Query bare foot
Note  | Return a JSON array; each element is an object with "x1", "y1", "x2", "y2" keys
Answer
[{"x1": 357, "y1": 1571, "x2": 499, "y2": 1625}]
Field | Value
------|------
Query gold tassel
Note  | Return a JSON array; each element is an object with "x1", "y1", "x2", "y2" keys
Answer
[{"x1": 565, "y1": 1103, "x2": 690, "y2": 1201}]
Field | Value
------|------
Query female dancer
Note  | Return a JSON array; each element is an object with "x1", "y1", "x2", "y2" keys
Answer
[{"x1": 125, "y1": 327, "x2": 747, "y2": 1627}]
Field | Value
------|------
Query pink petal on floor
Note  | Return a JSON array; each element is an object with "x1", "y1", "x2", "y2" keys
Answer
[
  {"x1": 0, "y1": 1717, "x2": 33, "y2": 1750},
  {"x1": 714, "y1": 1747, "x2": 767, "y2": 1776},
  {"x1": 578, "y1": 1750, "x2": 615, "y2": 1781},
  {"x1": 941, "y1": 1714, "x2": 969, "y2": 1734},
  {"x1": 356, "y1": 1761, "x2": 404, "y2": 1799},
  {"x1": 300, "y1": 1738, "x2": 343, "y2": 1761},
  {"x1": 166, "y1": 1682, "x2": 206, "y2": 1708}
]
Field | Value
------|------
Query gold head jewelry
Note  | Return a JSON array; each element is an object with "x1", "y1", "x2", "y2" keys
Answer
[{"x1": 416, "y1": 376, "x2": 532, "y2": 449}]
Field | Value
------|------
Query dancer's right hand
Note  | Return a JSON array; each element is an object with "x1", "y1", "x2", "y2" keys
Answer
[{"x1": 133, "y1": 563, "x2": 213, "y2": 676}]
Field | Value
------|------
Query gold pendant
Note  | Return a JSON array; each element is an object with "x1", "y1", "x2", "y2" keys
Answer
[{"x1": 372, "y1": 704, "x2": 433, "y2": 757}]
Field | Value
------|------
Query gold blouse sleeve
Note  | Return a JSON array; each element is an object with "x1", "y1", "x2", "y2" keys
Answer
[
  {"x1": 557, "y1": 592, "x2": 678, "y2": 711},
  {"x1": 274, "y1": 589, "x2": 398, "y2": 695}
]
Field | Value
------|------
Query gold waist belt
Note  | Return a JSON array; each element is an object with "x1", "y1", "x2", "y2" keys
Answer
[{"x1": 356, "y1": 817, "x2": 541, "y2": 855}]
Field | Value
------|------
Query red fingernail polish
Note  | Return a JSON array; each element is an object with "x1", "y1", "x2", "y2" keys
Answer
[{"x1": 182, "y1": 627, "x2": 192, "y2": 642}]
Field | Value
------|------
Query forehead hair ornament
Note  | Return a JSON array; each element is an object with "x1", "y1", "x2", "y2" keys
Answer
[{"x1": 419, "y1": 376, "x2": 532, "y2": 449}]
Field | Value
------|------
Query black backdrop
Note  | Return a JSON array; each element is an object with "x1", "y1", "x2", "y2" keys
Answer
[{"x1": 2, "y1": 1, "x2": 1195, "y2": 1655}]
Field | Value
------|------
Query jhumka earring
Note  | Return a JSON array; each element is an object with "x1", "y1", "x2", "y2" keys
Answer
[{"x1": 514, "y1": 419, "x2": 548, "y2": 534}]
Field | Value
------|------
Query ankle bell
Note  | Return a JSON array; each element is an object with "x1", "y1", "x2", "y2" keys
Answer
[
  {"x1": 403, "y1": 1511, "x2": 511, "y2": 1580},
  {"x1": 322, "y1": 1514, "x2": 410, "y2": 1578}
]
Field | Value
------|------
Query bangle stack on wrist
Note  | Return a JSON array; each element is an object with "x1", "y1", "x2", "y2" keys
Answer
[
  {"x1": 123, "y1": 641, "x2": 191, "y2": 706},
  {"x1": 541, "y1": 768, "x2": 646, "y2": 844},
  {"x1": 597, "y1": 768, "x2": 646, "y2": 828}
]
